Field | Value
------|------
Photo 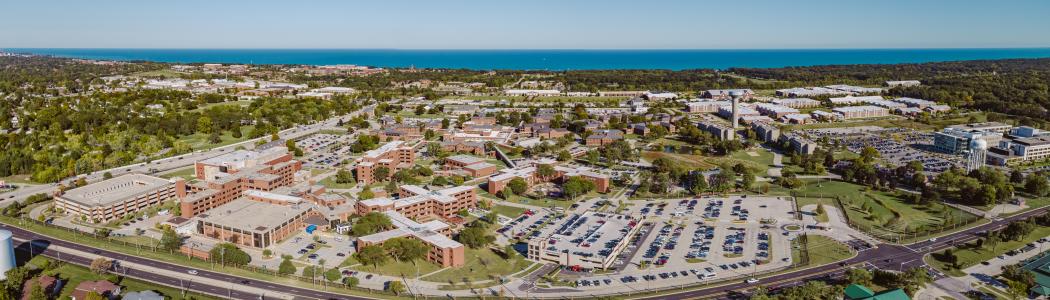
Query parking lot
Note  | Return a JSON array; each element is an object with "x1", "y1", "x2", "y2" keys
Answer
[
  {"x1": 296, "y1": 133, "x2": 356, "y2": 169},
  {"x1": 802, "y1": 127, "x2": 962, "y2": 174},
  {"x1": 562, "y1": 196, "x2": 796, "y2": 289},
  {"x1": 265, "y1": 231, "x2": 355, "y2": 268}
]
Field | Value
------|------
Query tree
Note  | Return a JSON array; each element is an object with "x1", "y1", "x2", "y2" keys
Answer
[
  {"x1": 508, "y1": 177, "x2": 528, "y2": 195},
  {"x1": 324, "y1": 267, "x2": 342, "y2": 282},
  {"x1": 89, "y1": 257, "x2": 112, "y2": 275},
  {"x1": 372, "y1": 166, "x2": 390, "y2": 182},
  {"x1": 355, "y1": 245, "x2": 388, "y2": 269},
  {"x1": 278, "y1": 258, "x2": 296, "y2": 275},
  {"x1": 344, "y1": 276, "x2": 360, "y2": 288},
  {"x1": 1007, "y1": 279, "x2": 1029, "y2": 300},
  {"x1": 209, "y1": 243, "x2": 251, "y2": 267},
  {"x1": 160, "y1": 226, "x2": 182, "y2": 251},
  {"x1": 456, "y1": 227, "x2": 495, "y2": 248},
  {"x1": 537, "y1": 164, "x2": 555, "y2": 179},
  {"x1": 563, "y1": 176, "x2": 597, "y2": 200},
  {"x1": 358, "y1": 188, "x2": 375, "y2": 200},
  {"x1": 386, "y1": 281, "x2": 406, "y2": 295},
  {"x1": 846, "y1": 268, "x2": 873, "y2": 286},
  {"x1": 28, "y1": 284, "x2": 46, "y2": 300},
  {"x1": 986, "y1": 232, "x2": 1002, "y2": 252},
  {"x1": 335, "y1": 169, "x2": 354, "y2": 184},
  {"x1": 196, "y1": 116, "x2": 213, "y2": 134},
  {"x1": 557, "y1": 150, "x2": 572, "y2": 162},
  {"x1": 1025, "y1": 175, "x2": 1049, "y2": 197},
  {"x1": 815, "y1": 204, "x2": 827, "y2": 217},
  {"x1": 351, "y1": 212, "x2": 393, "y2": 236}
]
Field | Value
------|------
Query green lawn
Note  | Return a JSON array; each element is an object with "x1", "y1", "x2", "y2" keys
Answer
[
  {"x1": 351, "y1": 258, "x2": 441, "y2": 278},
  {"x1": 113, "y1": 235, "x2": 161, "y2": 248},
  {"x1": 927, "y1": 225, "x2": 1050, "y2": 276},
  {"x1": 160, "y1": 166, "x2": 197, "y2": 181},
  {"x1": 767, "y1": 179, "x2": 977, "y2": 239},
  {"x1": 420, "y1": 248, "x2": 532, "y2": 283},
  {"x1": 791, "y1": 234, "x2": 854, "y2": 266},
  {"x1": 491, "y1": 204, "x2": 526, "y2": 218},
  {"x1": 0, "y1": 174, "x2": 36, "y2": 184},
  {"x1": 178, "y1": 125, "x2": 256, "y2": 150},
  {"x1": 640, "y1": 148, "x2": 773, "y2": 173},
  {"x1": 319, "y1": 177, "x2": 357, "y2": 189},
  {"x1": 25, "y1": 256, "x2": 221, "y2": 300}
]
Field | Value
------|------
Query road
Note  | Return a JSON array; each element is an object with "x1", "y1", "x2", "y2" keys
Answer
[
  {"x1": 640, "y1": 206, "x2": 1049, "y2": 300},
  {"x1": 4, "y1": 223, "x2": 375, "y2": 300}
]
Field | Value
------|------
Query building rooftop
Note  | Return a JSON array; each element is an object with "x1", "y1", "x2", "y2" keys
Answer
[
  {"x1": 59, "y1": 174, "x2": 172, "y2": 207},
  {"x1": 197, "y1": 198, "x2": 312, "y2": 233},
  {"x1": 358, "y1": 211, "x2": 462, "y2": 248}
]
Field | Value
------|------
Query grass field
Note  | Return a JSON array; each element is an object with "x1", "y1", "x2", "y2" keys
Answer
[
  {"x1": 0, "y1": 174, "x2": 36, "y2": 184},
  {"x1": 351, "y1": 258, "x2": 442, "y2": 278},
  {"x1": 927, "y1": 226, "x2": 1050, "y2": 276},
  {"x1": 319, "y1": 176, "x2": 357, "y2": 189},
  {"x1": 178, "y1": 125, "x2": 256, "y2": 150},
  {"x1": 791, "y1": 235, "x2": 854, "y2": 266},
  {"x1": 160, "y1": 166, "x2": 197, "y2": 181},
  {"x1": 25, "y1": 256, "x2": 221, "y2": 300},
  {"x1": 640, "y1": 148, "x2": 774, "y2": 173},
  {"x1": 421, "y1": 247, "x2": 532, "y2": 283},
  {"x1": 491, "y1": 204, "x2": 527, "y2": 218},
  {"x1": 767, "y1": 179, "x2": 976, "y2": 237}
]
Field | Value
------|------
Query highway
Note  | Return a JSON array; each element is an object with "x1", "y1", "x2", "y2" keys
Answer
[
  {"x1": 4, "y1": 223, "x2": 375, "y2": 300},
  {"x1": 639, "y1": 206, "x2": 1049, "y2": 300}
]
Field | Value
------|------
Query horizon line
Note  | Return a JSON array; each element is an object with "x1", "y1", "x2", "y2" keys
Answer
[{"x1": 6, "y1": 47, "x2": 1050, "y2": 51}]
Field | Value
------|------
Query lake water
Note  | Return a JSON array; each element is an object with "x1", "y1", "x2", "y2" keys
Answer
[{"x1": 6, "y1": 48, "x2": 1050, "y2": 70}]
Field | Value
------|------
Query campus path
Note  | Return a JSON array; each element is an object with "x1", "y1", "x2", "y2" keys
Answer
[{"x1": 799, "y1": 204, "x2": 880, "y2": 245}]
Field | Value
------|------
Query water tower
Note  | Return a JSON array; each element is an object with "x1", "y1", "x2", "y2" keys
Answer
[
  {"x1": 728, "y1": 90, "x2": 744, "y2": 140},
  {"x1": 0, "y1": 230, "x2": 15, "y2": 279},
  {"x1": 966, "y1": 138, "x2": 988, "y2": 172}
]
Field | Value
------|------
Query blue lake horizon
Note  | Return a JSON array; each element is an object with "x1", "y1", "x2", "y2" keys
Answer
[{"x1": 6, "y1": 48, "x2": 1050, "y2": 71}]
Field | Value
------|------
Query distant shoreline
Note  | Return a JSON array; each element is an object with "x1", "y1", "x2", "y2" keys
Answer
[{"x1": 6, "y1": 48, "x2": 1050, "y2": 71}]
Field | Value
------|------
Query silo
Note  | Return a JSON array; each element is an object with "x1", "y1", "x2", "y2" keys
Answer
[{"x1": 0, "y1": 230, "x2": 14, "y2": 279}]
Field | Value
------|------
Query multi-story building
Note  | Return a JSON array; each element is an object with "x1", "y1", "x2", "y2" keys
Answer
[
  {"x1": 994, "y1": 136, "x2": 1050, "y2": 164},
  {"x1": 196, "y1": 197, "x2": 324, "y2": 249},
  {"x1": 180, "y1": 158, "x2": 302, "y2": 218},
  {"x1": 585, "y1": 129, "x2": 624, "y2": 147},
  {"x1": 354, "y1": 141, "x2": 417, "y2": 185},
  {"x1": 702, "y1": 89, "x2": 754, "y2": 101},
  {"x1": 771, "y1": 98, "x2": 821, "y2": 109},
  {"x1": 527, "y1": 212, "x2": 641, "y2": 270},
  {"x1": 685, "y1": 101, "x2": 731, "y2": 113},
  {"x1": 750, "y1": 122, "x2": 781, "y2": 142},
  {"x1": 443, "y1": 154, "x2": 499, "y2": 177},
  {"x1": 892, "y1": 97, "x2": 937, "y2": 109},
  {"x1": 356, "y1": 185, "x2": 477, "y2": 223},
  {"x1": 487, "y1": 161, "x2": 610, "y2": 195},
  {"x1": 357, "y1": 211, "x2": 465, "y2": 267},
  {"x1": 439, "y1": 140, "x2": 487, "y2": 156},
  {"x1": 194, "y1": 145, "x2": 293, "y2": 181},
  {"x1": 885, "y1": 80, "x2": 921, "y2": 87},
  {"x1": 698, "y1": 121, "x2": 734, "y2": 141},
  {"x1": 829, "y1": 95, "x2": 884, "y2": 106},
  {"x1": 754, "y1": 103, "x2": 800, "y2": 118},
  {"x1": 832, "y1": 106, "x2": 890, "y2": 119},
  {"x1": 56, "y1": 174, "x2": 180, "y2": 223},
  {"x1": 933, "y1": 128, "x2": 1003, "y2": 155}
]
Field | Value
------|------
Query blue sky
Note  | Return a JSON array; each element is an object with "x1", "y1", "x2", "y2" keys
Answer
[{"x1": 2, "y1": 0, "x2": 1049, "y2": 49}]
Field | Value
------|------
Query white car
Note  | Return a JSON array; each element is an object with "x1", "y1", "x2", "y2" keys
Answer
[
  {"x1": 928, "y1": 238, "x2": 937, "y2": 243},
  {"x1": 187, "y1": 270, "x2": 198, "y2": 275},
  {"x1": 746, "y1": 278, "x2": 759, "y2": 284}
]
